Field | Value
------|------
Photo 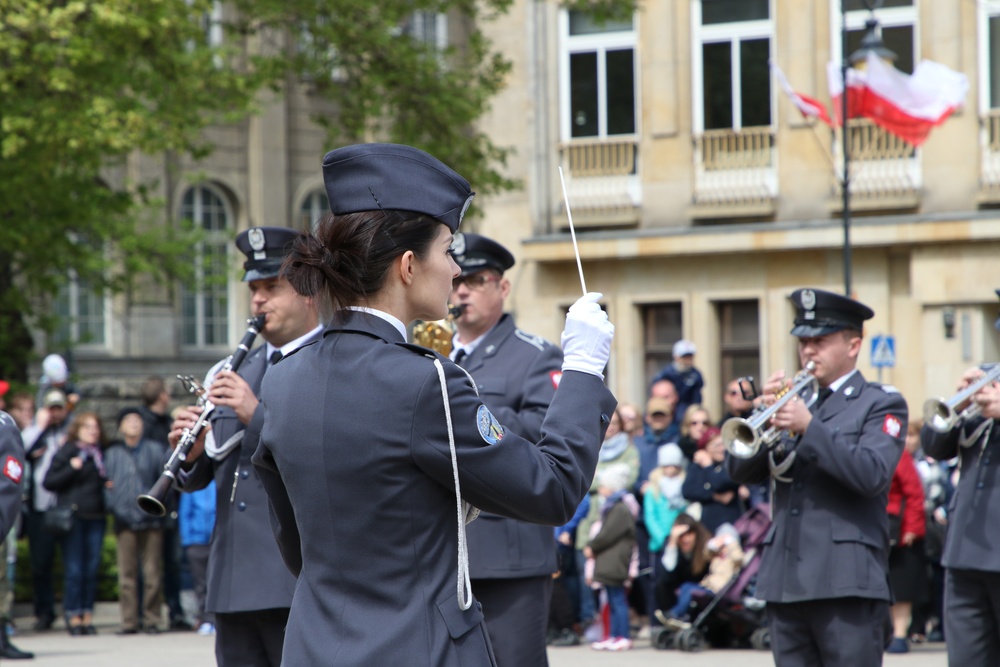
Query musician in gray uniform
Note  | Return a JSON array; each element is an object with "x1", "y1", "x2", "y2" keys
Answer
[
  {"x1": 169, "y1": 226, "x2": 322, "y2": 667},
  {"x1": 727, "y1": 288, "x2": 907, "y2": 667},
  {"x1": 448, "y1": 232, "x2": 563, "y2": 666},
  {"x1": 921, "y1": 288, "x2": 1000, "y2": 667},
  {"x1": 0, "y1": 413, "x2": 24, "y2": 548},
  {"x1": 250, "y1": 143, "x2": 616, "y2": 666}
]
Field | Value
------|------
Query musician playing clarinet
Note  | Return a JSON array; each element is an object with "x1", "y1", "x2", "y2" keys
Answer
[
  {"x1": 921, "y1": 288, "x2": 1000, "y2": 667},
  {"x1": 168, "y1": 226, "x2": 321, "y2": 667},
  {"x1": 727, "y1": 288, "x2": 907, "y2": 667}
]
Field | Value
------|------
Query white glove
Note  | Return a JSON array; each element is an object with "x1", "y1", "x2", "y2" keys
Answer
[{"x1": 561, "y1": 292, "x2": 614, "y2": 379}]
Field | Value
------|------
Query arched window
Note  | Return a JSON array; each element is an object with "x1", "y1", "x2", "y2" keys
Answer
[
  {"x1": 299, "y1": 189, "x2": 329, "y2": 231},
  {"x1": 181, "y1": 184, "x2": 231, "y2": 347}
]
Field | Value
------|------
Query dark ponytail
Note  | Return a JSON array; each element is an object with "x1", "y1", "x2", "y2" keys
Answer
[{"x1": 282, "y1": 210, "x2": 441, "y2": 317}]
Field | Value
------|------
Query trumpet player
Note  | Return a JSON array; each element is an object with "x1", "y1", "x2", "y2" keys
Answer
[
  {"x1": 727, "y1": 288, "x2": 907, "y2": 667},
  {"x1": 168, "y1": 227, "x2": 321, "y2": 667},
  {"x1": 920, "y1": 292, "x2": 1000, "y2": 667}
]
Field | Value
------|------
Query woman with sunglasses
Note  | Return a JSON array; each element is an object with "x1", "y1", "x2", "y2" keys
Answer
[{"x1": 251, "y1": 143, "x2": 616, "y2": 666}]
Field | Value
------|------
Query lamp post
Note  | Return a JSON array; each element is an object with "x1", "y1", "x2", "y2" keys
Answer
[{"x1": 840, "y1": 0, "x2": 896, "y2": 297}]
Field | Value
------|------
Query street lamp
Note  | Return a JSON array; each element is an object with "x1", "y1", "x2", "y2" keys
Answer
[{"x1": 840, "y1": 0, "x2": 897, "y2": 297}]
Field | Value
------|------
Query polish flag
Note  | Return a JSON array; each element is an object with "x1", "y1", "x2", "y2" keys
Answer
[
  {"x1": 828, "y1": 53, "x2": 968, "y2": 147},
  {"x1": 772, "y1": 62, "x2": 834, "y2": 126}
]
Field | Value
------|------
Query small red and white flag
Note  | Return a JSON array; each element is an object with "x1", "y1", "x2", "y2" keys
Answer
[
  {"x1": 828, "y1": 53, "x2": 968, "y2": 147},
  {"x1": 771, "y1": 62, "x2": 834, "y2": 126}
]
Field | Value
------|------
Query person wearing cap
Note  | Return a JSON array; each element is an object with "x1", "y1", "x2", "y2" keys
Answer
[
  {"x1": 920, "y1": 288, "x2": 1000, "y2": 667},
  {"x1": 35, "y1": 354, "x2": 80, "y2": 412},
  {"x1": 168, "y1": 225, "x2": 322, "y2": 666},
  {"x1": 21, "y1": 388, "x2": 72, "y2": 632},
  {"x1": 103, "y1": 407, "x2": 168, "y2": 634},
  {"x1": 653, "y1": 340, "x2": 704, "y2": 430},
  {"x1": 248, "y1": 142, "x2": 616, "y2": 666},
  {"x1": 448, "y1": 232, "x2": 565, "y2": 666},
  {"x1": 727, "y1": 287, "x2": 907, "y2": 667}
]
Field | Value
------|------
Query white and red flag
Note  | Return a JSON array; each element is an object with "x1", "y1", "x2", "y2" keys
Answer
[
  {"x1": 771, "y1": 62, "x2": 834, "y2": 126},
  {"x1": 828, "y1": 52, "x2": 968, "y2": 147}
]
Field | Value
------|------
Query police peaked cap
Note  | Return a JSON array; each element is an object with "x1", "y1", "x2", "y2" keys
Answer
[
  {"x1": 235, "y1": 226, "x2": 299, "y2": 282},
  {"x1": 789, "y1": 288, "x2": 874, "y2": 337},
  {"x1": 321, "y1": 143, "x2": 475, "y2": 232},
  {"x1": 451, "y1": 233, "x2": 515, "y2": 276}
]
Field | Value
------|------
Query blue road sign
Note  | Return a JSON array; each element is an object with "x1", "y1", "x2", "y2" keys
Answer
[{"x1": 871, "y1": 335, "x2": 896, "y2": 368}]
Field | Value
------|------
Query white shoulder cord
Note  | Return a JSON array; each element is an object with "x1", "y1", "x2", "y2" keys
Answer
[{"x1": 432, "y1": 358, "x2": 476, "y2": 611}]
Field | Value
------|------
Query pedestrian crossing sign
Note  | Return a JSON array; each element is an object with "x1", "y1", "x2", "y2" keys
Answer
[{"x1": 871, "y1": 335, "x2": 896, "y2": 368}]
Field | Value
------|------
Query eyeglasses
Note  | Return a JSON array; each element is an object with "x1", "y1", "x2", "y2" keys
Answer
[{"x1": 452, "y1": 273, "x2": 500, "y2": 291}]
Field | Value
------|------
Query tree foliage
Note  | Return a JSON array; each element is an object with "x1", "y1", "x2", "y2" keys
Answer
[{"x1": 0, "y1": 0, "x2": 636, "y2": 381}]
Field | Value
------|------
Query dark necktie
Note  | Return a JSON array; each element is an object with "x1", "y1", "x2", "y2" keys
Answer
[
  {"x1": 815, "y1": 386, "x2": 833, "y2": 410},
  {"x1": 269, "y1": 350, "x2": 283, "y2": 366},
  {"x1": 453, "y1": 349, "x2": 467, "y2": 365}
]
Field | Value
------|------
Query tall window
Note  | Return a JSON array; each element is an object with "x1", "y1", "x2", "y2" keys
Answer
[
  {"x1": 642, "y1": 304, "x2": 683, "y2": 389},
  {"x1": 716, "y1": 300, "x2": 760, "y2": 390},
  {"x1": 979, "y1": 1, "x2": 1000, "y2": 109},
  {"x1": 181, "y1": 185, "x2": 231, "y2": 347},
  {"x1": 299, "y1": 190, "x2": 329, "y2": 231},
  {"x1": 561, "y1": 10, "x2": 637, "y2": 140},
  {"x1": 53, "y1": 274, "x2": 106, "y2": 348},
  {"x1": 406, "y1": 11, "x2": 448, "y2": 50},
  {"x1": 693, "y1": 0, "x2": 773, "y2": 132}
]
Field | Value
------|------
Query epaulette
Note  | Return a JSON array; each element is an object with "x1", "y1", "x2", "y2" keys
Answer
[
  {"x1": 877, "y1": 384, "x2": 900, "y2": 394},
  {"x1": 514, "y1": 329, "x2": 550, "y2": 352}
]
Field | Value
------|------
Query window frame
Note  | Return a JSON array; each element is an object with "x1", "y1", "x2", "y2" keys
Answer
[
  {"x1": 54, "y1": 269, "x2": 109, "y2": 351},
  {"x1": 978, "y1": 0, "x2": 1000, "y2": 114},
  {"x1": 180, "y1": 183, "x2": 233, "y2": 350},
  {"x1": 691, "y1": 0, "x2": 775, "y2": 134},
  {"x1": 299, "y1": 189, "x2": 330, "y2": 232},
  {"x1": 558, "y1": 9, "x2": 639, "y2": 142}
]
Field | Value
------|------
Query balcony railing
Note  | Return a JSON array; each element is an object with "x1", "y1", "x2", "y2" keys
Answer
[
  {"x1": 980, "y1": 109, "x2": 1000, "y2": 198},
  {"x1": 557, "y1": 139, "x2": 640, "y2": 225},
  {"x1": 835, "y1": 118, "x2": 919, "y2": 207},
  {"x1": 692, "y1": 126, "x2": 777, "y2": 211}
]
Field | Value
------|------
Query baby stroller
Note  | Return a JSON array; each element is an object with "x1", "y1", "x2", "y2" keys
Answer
[{"x1": 652, "y1": 504, "x2": 772, "y2": 652}]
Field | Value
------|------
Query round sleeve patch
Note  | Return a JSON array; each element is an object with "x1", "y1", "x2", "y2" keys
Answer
[{"x1": 477, "y1": 405, "x2": 505, "y2": 445}]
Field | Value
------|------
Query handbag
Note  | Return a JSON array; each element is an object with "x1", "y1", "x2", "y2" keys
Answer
[{"x1": 42, "y1": 507, "x2": 74, "y2": 536}]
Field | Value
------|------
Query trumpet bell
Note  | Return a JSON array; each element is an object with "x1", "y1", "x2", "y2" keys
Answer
[
  {"x1": 722, "y1": 417, "x2": 760, "y2": 459},
  {"x1": 922, "y1": 397, "x2": 957, "y2": 434}
]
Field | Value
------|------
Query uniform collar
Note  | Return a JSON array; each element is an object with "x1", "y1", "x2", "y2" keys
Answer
[
  {"x1": 326, "y1": 308, "x2": 407, "y2": 343},
  {"x1": 451, "y1": 313, "x2": 513, "y2": 363},
  {"x1": 266, "y1": 324, "x2": 324, "y2": 361}
]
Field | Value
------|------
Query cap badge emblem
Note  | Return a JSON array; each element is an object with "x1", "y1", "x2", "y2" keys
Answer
[
  {"x1": 451, "y1": 232, "x2": 466, "y2": 257},
  {"x1": 248, "y1": 228, "x2": 266, "y2": 252},
  {"x1": 801, "y1": 289, "x2": 816, "y2": 311}
]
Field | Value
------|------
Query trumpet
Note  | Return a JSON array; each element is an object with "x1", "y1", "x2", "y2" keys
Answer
[
  {"x1": 137, "y1": 314, "x2": 266, "y2": 517},
  {"x1": 923, "y1": 363, "x2": 1000, "y2": 433},
  {"x1": 723, "y1": 361, "x2": 818, "y2": 459}
]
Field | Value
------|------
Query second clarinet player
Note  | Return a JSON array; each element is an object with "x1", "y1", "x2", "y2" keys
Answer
[{"x1": 167, "y1": 227, "x2": 322, "y2": 667}]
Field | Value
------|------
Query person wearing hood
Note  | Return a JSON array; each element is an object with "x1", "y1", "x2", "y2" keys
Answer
[{"x1": 103, "y1": 407, "x2": 167, "y2": 634}]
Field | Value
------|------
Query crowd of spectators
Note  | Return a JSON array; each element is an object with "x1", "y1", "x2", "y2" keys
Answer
[{"x1": 0, "y1": 358, "x2": 217, "y2": 648}]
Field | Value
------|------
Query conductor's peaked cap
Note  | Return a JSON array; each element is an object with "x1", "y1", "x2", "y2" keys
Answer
[{"x1": 322, "y1": 143, "x2": 475, "y2": 232}]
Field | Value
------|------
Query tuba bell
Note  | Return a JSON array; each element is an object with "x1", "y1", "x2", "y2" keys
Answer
[
  {"x1": 412, "y1": 304, "x2": 466, "y2": 356},
  {"x1": 722, "y1": 361, "x2": 818, "y2": 459}
]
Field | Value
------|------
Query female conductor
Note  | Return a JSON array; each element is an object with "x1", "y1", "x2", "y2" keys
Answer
[{"x1": 250, "y1": 143, "x2": 616, "y2": 666}]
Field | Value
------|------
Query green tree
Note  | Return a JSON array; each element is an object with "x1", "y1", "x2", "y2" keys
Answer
[{"x1": 0, "y1": 0, "x2": 637, "y2": 382}]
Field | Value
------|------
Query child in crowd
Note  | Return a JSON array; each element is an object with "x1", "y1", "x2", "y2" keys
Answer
[
  {"x1": 658, "y1": 522, "x2": 745, "y2": 629},
  {"x1": 585, "y1": 464, "x2": 639, "y2": 652},
  {"x1": 644, "y1": 443, "x2": 689, "y2": 558}
]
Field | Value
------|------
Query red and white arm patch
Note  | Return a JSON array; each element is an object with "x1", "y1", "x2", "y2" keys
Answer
[
  {"x1": 3, "y1": 456, "x2": 22, "y2": 484},
  {"x1": 882, "y1": 414, "x2": 902, "y2": 439},
  {"x1": 550, "y1": 370, "x2": 563, "y2": 390}
]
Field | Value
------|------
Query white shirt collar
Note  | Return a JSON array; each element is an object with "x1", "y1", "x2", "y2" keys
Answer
[
  {"x1": 826, "y1": 368, "x2": 858, "y2": 394},
  {"x1": 266, "y1": 324, "x2": 324, "y2": 360},
  {"x1": 450, "y1": 332, "x2": 486, "y2": 360},
  {"x1": 344, "y1": 306, "x2": 407, "y2": 340}
]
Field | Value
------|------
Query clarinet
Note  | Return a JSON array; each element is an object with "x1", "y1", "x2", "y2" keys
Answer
[{"x1": 137, "y1": 314, "x2": 266, "y2": 517}]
